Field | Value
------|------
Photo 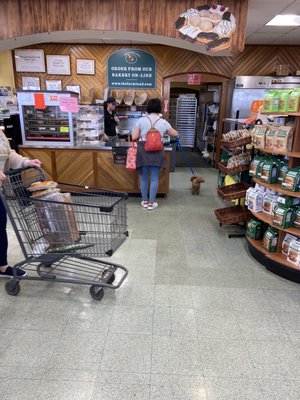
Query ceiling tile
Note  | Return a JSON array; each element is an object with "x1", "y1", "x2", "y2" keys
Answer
[
  {"x1": 246, "y1": 32, "x2": 285, "y2": 44},
  {"x1": 258, "y1": 26, "x2": 297, "y2": 33}
]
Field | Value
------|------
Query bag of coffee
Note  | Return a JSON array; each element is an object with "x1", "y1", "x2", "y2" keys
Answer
[
  {"x1": 255, "y1": 126, "x2": 269, "y2": 149},
  {"x1": 279, "y1": 90, "x2": 292, "y2": 113},
  {"x1": 247, "y1": 219, "x2": 262, "y2": 240},
  {"x1": 278, "y1": 160, "x2": 289, "y2": 183},
  {"x1": 275, "y1": 126, "x2": 294, "y2": 152},
  {"x1": 287, "y1": 89, "x2": 300, "y2": 113},
  {"x1": 273, "y1": 204, "x2": 293, "y2": 228},
  {"x1": 265, "y1": 126, "x2": 279, "y2": 150},
  {"x1": 282, "y1": 233, "x2": 298, "y2": 256},
  {"x1": 281, "y1": 168, "x2": 300, "y2": 192},
  {"x1": 262, "y1": 227, "x2": 278, "y2": 252},
  {"x1": 249, "y1": 156, "x2": 263, "y2": 177},
  {"x1": 260, "y1": 159, "x2": 279, "y2": 184}
]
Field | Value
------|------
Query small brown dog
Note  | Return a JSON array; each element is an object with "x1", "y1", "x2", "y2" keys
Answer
[{"x1": 191, "y1": 176, "x2": 205, "y2": 195}]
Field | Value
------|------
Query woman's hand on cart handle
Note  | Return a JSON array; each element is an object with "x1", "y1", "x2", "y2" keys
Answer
[
  {"x1": 0, "y1": 171, "x2": 6, "y2": 182},
  {"x1": 28, "y1": 159, "x2": 42, "y2": 168}
]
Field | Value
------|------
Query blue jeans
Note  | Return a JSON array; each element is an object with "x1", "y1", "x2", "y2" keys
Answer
[
  {"x1": 140, "y1": 166, "x2": 160, "y2": 203},
  {"x1": 0, "y1": 198, "x2": 8, "y2": 267}
]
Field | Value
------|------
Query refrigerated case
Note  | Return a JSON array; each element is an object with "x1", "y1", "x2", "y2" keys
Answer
[
  {"x1": 226, "y1": 76, "x2": 300, "y2": 120},
  {"x1": 76, "y1": 105, "x2": 104, "y2": 145},
  {"x1": 176, "y1": 95, "x2": 197, "y2": 148},
  {"x1": 17, "y1": 91, "x2": 77, "y2": 147}
]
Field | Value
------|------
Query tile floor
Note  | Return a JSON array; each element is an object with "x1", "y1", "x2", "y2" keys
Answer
[{"x1": 1, "y1": 167, "x2": 300, "y2": 399}]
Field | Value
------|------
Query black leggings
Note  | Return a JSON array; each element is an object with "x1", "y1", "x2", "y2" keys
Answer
[{"x1": 0, "y1": 197, "x2": 8, "y2": 267}]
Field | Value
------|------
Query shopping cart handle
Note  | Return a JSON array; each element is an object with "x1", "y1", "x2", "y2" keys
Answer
[{"x1": 4, "y1": 166, "x2": 43, "y2": 176}]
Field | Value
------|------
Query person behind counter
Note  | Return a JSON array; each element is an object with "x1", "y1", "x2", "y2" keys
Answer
[
  {"x1": 103, "y1": 96, "x2": 120, "y2": 146},
  {"x1": 0, "y1": 128, "x2": 41, "y2": 278},
  {"x1": 132, "y1": 98, "x2": 178, "y2": 210}
]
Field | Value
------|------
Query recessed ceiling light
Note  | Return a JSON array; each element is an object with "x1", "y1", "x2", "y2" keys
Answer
[{"x1": 266, "y1": 14, "x2": 300, "y2": 26}]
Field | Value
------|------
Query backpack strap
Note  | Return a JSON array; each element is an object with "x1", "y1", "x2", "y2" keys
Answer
[{"x1": 146, "y1": 115, "x2": 160, "y2": 129}]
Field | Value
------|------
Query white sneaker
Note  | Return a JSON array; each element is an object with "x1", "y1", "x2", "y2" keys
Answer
[
  {"x1": 141, "y1": 201, "x2": 149, "y2": 208},
  {"x1": 148, "y1": 202, "x2": 158, "y2": 210}
]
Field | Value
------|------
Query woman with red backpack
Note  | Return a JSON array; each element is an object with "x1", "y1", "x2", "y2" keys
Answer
[{"x1": 132, "y1": 98, "x2": 178, "y2": 210}]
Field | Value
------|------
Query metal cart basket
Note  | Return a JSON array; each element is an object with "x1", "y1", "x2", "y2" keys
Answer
[{"x1": 0, "y1": 167, "x2": 128, "y2": 300}]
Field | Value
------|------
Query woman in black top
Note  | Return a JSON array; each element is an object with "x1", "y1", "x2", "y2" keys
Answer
[{"x1": 104, "y1": 96, "x2": 119, "y2": 145}]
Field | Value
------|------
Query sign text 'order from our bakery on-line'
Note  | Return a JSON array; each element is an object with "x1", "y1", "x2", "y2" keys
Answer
[
  {"x1": 107, "y1": 49, "x2": 156, "y2": 89},
  {"x1": 175, "y1": 4, "x2": 236, "y2": 53}
]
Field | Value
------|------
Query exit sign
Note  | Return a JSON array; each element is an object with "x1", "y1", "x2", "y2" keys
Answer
[{"x1": 187, "y1": 74, "x2": 201, "y2": 85}]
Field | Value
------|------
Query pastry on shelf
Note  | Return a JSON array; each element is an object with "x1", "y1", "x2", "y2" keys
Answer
[{"x1": 123, "y1": 90, "x2": 135, "y2": 106}]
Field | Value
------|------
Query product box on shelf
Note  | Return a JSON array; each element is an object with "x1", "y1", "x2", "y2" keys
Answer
[
  {"x1": 265, "y1": 126, "x2": 278, "y2": 150},
  {"x1": 277, "y1": 195, "x2": 300, "y2": 208},
  {"x1": 249, "y1": 156, "x2": 263, "y2": 177},
  {"x1": 263, "y1": 193, "x2": 278, "y2": 215},
  {"x1": 278, "y1": 161, "x2": 289, "y2": 183},
  {"x1": 253, "y1": 125, "x2": 269, "y2": 148},
  {"x1": 282, "y1": 233, "x2": 298, "y2": 256},
  {"x1": 247, "y1": 189, "x2": 264, "y2": 212},
  {"x1": 287, "y1": 240, "x2": 300, "y2": 266},
  {"x1": 292, "y1": 206, "x2": 300, "y2": 228}
]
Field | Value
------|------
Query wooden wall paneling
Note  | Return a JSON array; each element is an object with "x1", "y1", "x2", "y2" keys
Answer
[
  {"x1": 71, "y1": 0, "x2": 87, "y2": 30},
  {"x1": 96, "y1": 0, "x2": 117, "y2": 31},
  {"x1": 115, "y1": 0, "x2": 139, "y2": 32},
  {"x1": 19, "y1": 0, "x2": 35, "y2": 36},
  {"x1": 55, "y1": 150, "x2": 95, "y2": 186},
  {"x1": 19, "y1": 148, "x2": 54, "y2": 180},
  {"x1": 4, "y1": 0, "x2": 21, "y2": 39},
  {"x1": 32, "y1": 0, "x2": 49, "y2": 35},
  {"x1": 97, "y1": 152, "x2": 138, "y2": 192}
]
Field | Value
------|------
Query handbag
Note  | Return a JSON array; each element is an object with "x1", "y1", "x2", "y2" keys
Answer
[
  {"x1": 126, "y1": 141, "x2": 137, "y2": 171},
  {"x1": 144, "y1": 116, "x2": 163, "y2": 152}
]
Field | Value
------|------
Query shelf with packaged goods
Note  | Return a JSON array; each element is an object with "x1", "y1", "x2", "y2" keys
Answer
[
  {"x1": 247, "y1": 237, "x2": 300, "y2": 272},
  {"x1": 252, "y1": 177, "x2": 300, "y2": 198},
  {"x1": 256, "y1": 147, "x2": 300, "y2": 158},
  {"x1": 249, "y1": 209, "x2": 300, "y2": 236},
  {"x1": 260, "y1": 111, "x2": 300, "y2": 117}
]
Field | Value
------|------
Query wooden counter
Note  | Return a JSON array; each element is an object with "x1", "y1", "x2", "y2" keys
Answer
[{"x1": 19, "y1": 146, "x2": 171, "y2": 194}]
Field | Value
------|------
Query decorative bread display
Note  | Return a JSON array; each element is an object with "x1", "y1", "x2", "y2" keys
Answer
[
  {"x1": 111, "y1": 90, "x2": 124, "y2": 104},
  {"x1": 134, "y1": 92, "x2": 147, "y2": 105},
  {"x1": 123, "y1": 90, "x2": 135, "y2": 106},
  {"x1": 175, "y1": 4, "x2": 236, "y2": 53}
]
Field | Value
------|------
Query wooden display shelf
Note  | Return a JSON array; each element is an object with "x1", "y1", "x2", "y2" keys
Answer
[
  {"x1": 260, "y1": 111, "x2": 300, "y2": 117},
  {"x1": 247, "y1": 237, "x2": 300, "y2": 271},
  {"x1": 221, "y1": 136, "x2": 252, "y2": 149},
  {"x1": 218, "y1": 162, "x2": 249, "y2": 175},
  {"x1": 256, "y1": 147, "x2": 300, "y2": 158},
  {"x1": 215, "y1": 205, "x2": 251, "y2": 225},
  {"x1": 217, "y1": 182, "x2": 251, "y2": 201},
  {"x1": 249, "y1": 209, "x2": 300, "y2": 236},
  {"x1": 252, "y1": 177, "x2": 300, "y2": 198}
]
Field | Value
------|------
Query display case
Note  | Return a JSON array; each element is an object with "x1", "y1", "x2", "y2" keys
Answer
[
  {"x1": 76, "y1": 105, "x2": 105, "y2": 145},
  {"x1": 17, "y1": 90, "x2": 77, "y2": 147}
]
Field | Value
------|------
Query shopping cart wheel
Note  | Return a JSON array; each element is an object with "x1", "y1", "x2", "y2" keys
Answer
[
  {"x1": 5, "y1": 280, "x2": 20, "y2": 296},
  {"x1": 89, "y1": 286, "x2": 104, "y2": 301}
]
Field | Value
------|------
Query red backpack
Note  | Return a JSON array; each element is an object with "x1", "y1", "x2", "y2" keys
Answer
[{"x1": 144, "y1": 116, "x2": 163, "y2": 152}]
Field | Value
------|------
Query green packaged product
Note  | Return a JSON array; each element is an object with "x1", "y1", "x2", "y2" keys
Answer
[
  {"x1": 292, "y1": 206, "x2": 300, "y2": 228},
  {"x1": 256, "y1": 157, "x2": 267, "y2": 179},
  {"x1": 263, "y1": 90, "x2": 280, "y2": 113},
  {"x1": 277, "y1": 195, "x2": 300, "y2": 208},
  {"x1": 278, "y1": 90, "x2": 292, "y2": 113},
  {"x1": 287, "y1": 89, "x2": 300, "y2": 113},
  {"x1": 249, "y1": 156, "x2": 263, "y2": 177},
  {"x1": 278, "y1": 161, "x2": 289, "y2": 183},
  {"x1": 260, "y1": 159, "x2": 279, "y2": 184},
  {"x1": 281, "y1": 168, "x2": 300, "y2": 192},
  {"x1": 247, "y1": 219, "x2": 262, "y2": 240},
  {"x1": 273, "y1": 204, "x2": 293, "y2": 228},
  {"x1": 262, "y1": 227, "x2": 278, "y2": 252}
]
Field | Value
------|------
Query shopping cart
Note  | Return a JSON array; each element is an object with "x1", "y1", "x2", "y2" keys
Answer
[{"x1": 0, "y1": 167, "x2": 128, "y2": 300}]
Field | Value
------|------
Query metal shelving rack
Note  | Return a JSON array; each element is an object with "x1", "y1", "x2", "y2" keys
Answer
[{"x1": 176, "y1": 95, "x2": 197, "y2": 148}]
